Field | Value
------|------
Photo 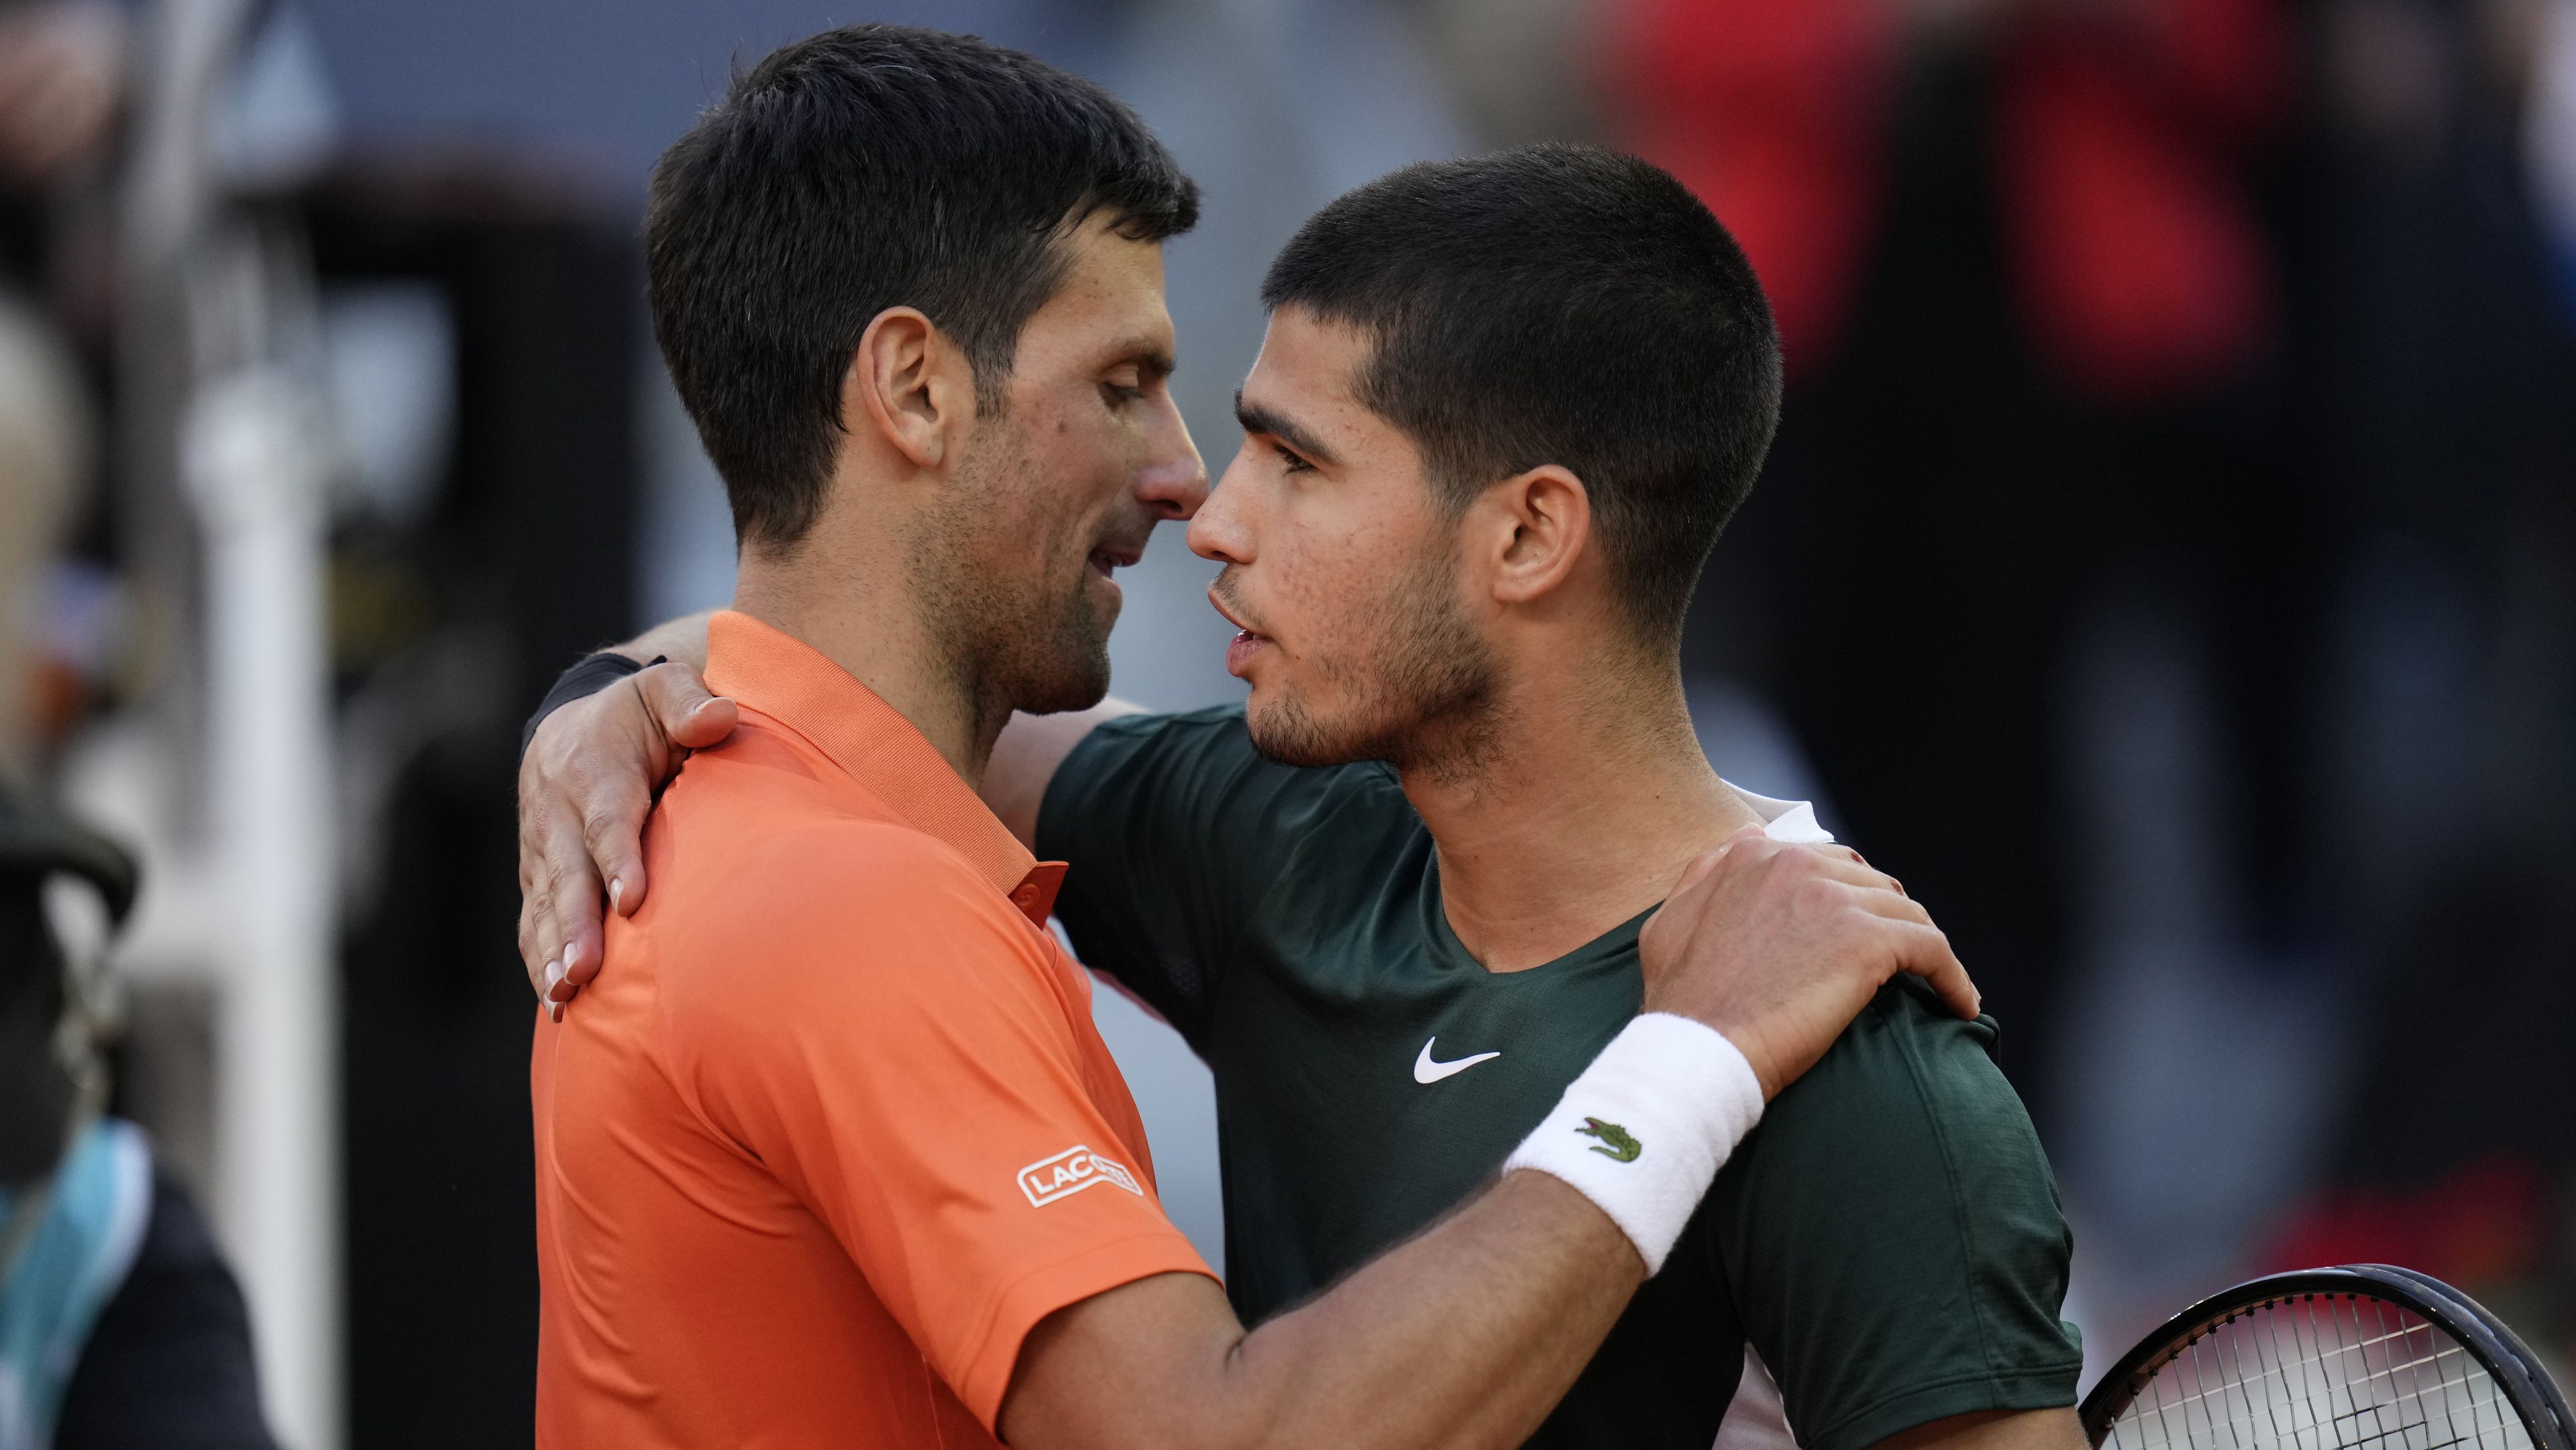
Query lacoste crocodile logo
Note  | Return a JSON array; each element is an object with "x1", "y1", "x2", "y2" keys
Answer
[{"x1": 1576, "y1": 1117, "x2": 1641, "y2": 1162}]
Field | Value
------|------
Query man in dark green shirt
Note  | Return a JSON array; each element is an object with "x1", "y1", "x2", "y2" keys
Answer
[
  {"x1": 1034, "y1": 709, "x2": 2078, "y2": 1450},
  {"x1": 521, "y1": 144, "x2": 2084, "y2": 1450}
]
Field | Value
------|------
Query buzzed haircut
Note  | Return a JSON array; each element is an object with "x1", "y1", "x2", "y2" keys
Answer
[
  {"x1": 647, "y1": 25, "x2": 1199, "y2": 555},
  {"x1": 1262, "y1": 143, "x2": 1783, "y2": 644}
]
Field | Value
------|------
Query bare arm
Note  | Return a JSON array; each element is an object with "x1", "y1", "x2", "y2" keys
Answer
[
  {"x1": 1002, "y1": 1172, "x2": 1638, "y2": 1450},
  {"x1": 1872, "y1": 1409, "x2": 2089, "y2": 1450},
  {"x1": 983, "y1": 698, "x2": 1142, "y2": 849},
  {"x1": 518, "y1": 609, "x2": 1140, "y2": 1002}
]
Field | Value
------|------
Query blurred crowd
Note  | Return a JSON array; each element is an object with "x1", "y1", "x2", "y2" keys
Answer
[{"x1": 0, "y1": 0, "x2": 2567, "y2": 1443}]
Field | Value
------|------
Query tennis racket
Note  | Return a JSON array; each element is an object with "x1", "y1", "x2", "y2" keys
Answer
[{"x1": 2082, "y1": 1265, "x2": 2572, "y2": 1450}]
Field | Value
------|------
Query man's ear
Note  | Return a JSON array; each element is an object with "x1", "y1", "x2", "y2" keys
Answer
[
  {"x1": 843, "y1": 306, "x2": 977, "y2": 471},
  {"x1": 1483, "y1": 464, "x2": 1594, "y2": 610}
]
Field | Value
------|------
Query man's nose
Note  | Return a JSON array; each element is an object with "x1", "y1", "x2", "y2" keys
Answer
[
  {"x1": 1186, "y1": 456, "x2": 1252, "y2": 565},
  {"x1": 1136, "y1": 395, "x2": 1209, "y2": 521}
]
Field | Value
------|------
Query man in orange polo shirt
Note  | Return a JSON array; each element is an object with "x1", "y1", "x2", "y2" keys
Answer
[{"x1": 529, "y1": 25, "x2": 1975, "y2": 1450}]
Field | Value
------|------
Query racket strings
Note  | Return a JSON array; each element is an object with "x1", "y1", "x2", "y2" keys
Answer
[{"x1": 2104, "y1": 1296, "x2": 2530, "y2": 1450}]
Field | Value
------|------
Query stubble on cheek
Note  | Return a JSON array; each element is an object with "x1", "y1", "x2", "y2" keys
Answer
[{"x1": 1246, "y1": 535, "x2": 1495, "y2": 772}]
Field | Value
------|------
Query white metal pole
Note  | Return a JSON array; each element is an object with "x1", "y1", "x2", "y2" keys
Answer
[{"x1": 184, "y1": 370, "x2": 341, "y2": 1450}]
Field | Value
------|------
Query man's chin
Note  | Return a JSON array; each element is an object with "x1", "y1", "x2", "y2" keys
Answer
[
  {"x1": 1244, "y1": 695, "x2": 1379, "y2": 769},
  {"x1": 1015, "y1": 653, "x2": 1112, "y2": 716}
]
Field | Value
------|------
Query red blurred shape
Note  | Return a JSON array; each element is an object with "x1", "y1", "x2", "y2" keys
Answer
[{"x1": 2263, "y1": 1156, "x2": 2550, "y2": 1288}]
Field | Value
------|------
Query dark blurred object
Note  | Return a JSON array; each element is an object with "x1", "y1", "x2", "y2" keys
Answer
[
  {"x1": 2261, "y1": 849, "x2": 2576, "y2": 1367},
  {"x1": 1, "y1": 785, "x2": 275, "y2": 1450},
  {"x1": 303, "y1": 148, "x2": 639, "y2": 1450},
  {"x1": 0, "y1": 788, "x2": 125, "y2": 1186},
  {"x1": 1617, "y1": 0, "x2": 2576, "y2": 1366},
  {"x1": 0, "y1": 774, "x2": 131, "y2": 919},
  {"x1": 52, "y1": 1168, "x2": 280, "y2": 1450},
  {"x1": 2252, "y1": 0, "x2": 2576, "y2": 1369},
  {"x1": 1625, "y1": 0, "x2": 2300, "y2": 1104}
]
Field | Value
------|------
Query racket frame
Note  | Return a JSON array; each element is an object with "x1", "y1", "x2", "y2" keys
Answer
[{"x1": 2079, "y1": 1264, "x2": 2572, "y2": 1450}]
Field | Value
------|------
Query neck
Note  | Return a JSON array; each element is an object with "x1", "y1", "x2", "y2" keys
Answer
[
  {"x1": 1403, "y1": 655, "x2": 1764, "y2": 973},
  {"x1": 729, "y1": 527, "x2": 1005, "y2": 789}
]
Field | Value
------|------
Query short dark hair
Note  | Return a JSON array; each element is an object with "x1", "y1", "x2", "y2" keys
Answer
[
  {"x1": 647, "y1": 25, "x2": 1199, "y2": 554},
  {"x1": 1262, "y1": 144, "x2": 1782, "y2": 644}
]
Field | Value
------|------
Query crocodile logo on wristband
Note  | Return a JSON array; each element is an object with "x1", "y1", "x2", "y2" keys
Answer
[{"x1": 1576, "y1": 1117, "x2": 1641, "y2": 1162}]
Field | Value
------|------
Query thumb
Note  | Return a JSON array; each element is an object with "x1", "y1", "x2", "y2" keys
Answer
[
  {"x1": 636, "y1": 662, "x2": 736, "y2": 750},
  {"x1": 669, "y1": 694, "x2": 739, "y2": 750}
]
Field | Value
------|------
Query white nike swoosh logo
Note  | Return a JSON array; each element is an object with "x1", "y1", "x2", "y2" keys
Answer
[{"x1": 1414, "y1": 1037, "x2": 1502, "y2": 1084}]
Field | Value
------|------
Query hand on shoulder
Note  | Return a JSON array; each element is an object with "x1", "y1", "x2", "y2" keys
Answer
[{"x1": 1638, "y1": 829, "x2": 1976, "y2": 1100}]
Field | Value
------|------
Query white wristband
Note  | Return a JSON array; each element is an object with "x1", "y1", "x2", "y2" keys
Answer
[{"x1": 1500, "y1": 1013, "x2": 1765, "y2": 1274}]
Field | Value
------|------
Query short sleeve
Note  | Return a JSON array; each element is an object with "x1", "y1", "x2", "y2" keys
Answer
[
  {"x1": 1038, "y1": 707, "x2": 1377, "y2": 1047},
  {"x1": 1707, "y1": 980, "x2": 2084, "y2": 1450},
  {"x1": 664, "y1": 826, "x2": 1214, "y2": 1433}
]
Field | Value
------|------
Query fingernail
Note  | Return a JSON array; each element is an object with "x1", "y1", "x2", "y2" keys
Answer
[
  {"x1": 543, "y1": 958, "x2": 564, "y2": 994},
  {"x1": 608, "y1": 877, "x2": 625, "y2": 913},
  {"x1": 548, "y1": 1000, "x2": 565, "y2": 1023}
]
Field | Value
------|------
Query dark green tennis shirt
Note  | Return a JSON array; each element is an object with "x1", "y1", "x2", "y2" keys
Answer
[{"x1": 1038, "y1": 707, "x2": 2083, "y2": 1450}]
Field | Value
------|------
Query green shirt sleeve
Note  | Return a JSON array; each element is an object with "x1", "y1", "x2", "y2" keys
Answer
[
  {"x1": 1707, "y1": 978, "x2": 2084, "y2": 1450},
  {"x1": 1037, "y1": 706, "x2": 1373, "y2": 1049}
]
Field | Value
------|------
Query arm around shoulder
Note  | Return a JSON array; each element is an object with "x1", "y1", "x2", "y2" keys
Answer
[
  {"x1": 985, "y1": 698, "x2": 1146, "y2": 851},
  {"x1": 999, "y1": 1170, "x2": 1647, "y2": 1450}
]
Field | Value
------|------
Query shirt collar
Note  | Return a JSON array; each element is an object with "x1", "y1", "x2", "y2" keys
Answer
[{"x1": 703, "y1": 610, "x2": 1063, "y2": 924}]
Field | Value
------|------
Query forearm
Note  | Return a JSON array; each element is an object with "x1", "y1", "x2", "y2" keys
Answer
[
  {"x1": 987, "y1": 698, "x2": 1144, "y2": 849},
  {"x1": 1004, "y1": 1171, "x2": 1643, "y2": 1450},
  {"x1": 1227, "y1": 1170, "x2": 1642, "y2": 1449},
  {"x1": 607, "y1": 609, "x2": 714, "y2": 671}
]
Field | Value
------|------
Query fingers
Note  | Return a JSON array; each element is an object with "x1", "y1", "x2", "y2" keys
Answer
[
  {"x1": 517, "y1": 758, "x2": 565, "y2": 994},
  {"x1": 1845, "y1": 881, "x2": 1935, "y2": 927},
  {"x1": 1880, "y1": 919, "x2": 1980, "y2": 1020},
  {"x1": 516, "y1": 891, "x2": 549, "y2": 997},
  {"x1": 540, "y1": 837, "x2": 608, "y2": 998},
  {"x1": 1800, "y1": 847, "x2": 1904, "y2": 898},
  {"x1": 582, "y1": 786, "x2": 651, "y2": 927},
  {"x1": 636, "y1": 662, "x2": 737, "y2": 752}
]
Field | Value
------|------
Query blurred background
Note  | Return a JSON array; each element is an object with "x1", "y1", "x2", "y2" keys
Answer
[{"x1": 0, "y1": 0, "x2": 2569, "y2": 1444}]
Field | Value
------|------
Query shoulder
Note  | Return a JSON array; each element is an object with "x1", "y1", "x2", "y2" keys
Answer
[
  {"x1": 1715, "y1": 974, "x2": 2067, "y2": 1272},
  {"x1": 1767, "y1": 977, "x2": 2027, "y2": 1141},
  {"x1": 1711, "y1": 985, "x2": 2082, "y2": 1450},
  {"x1": 653, "y1": 811, "x2": 1052, "y2": 1017}
]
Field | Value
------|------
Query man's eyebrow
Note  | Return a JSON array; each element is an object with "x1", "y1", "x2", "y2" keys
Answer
[
  {"x1": 1106, "y1": 335, "x2": 1175, "y2": 377},
  {"x1": 1233, "y1": 389, "x2": 1340, "y2": 466}
]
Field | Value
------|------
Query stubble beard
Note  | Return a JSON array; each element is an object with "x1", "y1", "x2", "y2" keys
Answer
[
  {"x1": 913, "y1": 421, "x2": 1117, "y2": 727},
  {"x1": 1243, "y1": 542, "x2": 1502, "y2": 782}
]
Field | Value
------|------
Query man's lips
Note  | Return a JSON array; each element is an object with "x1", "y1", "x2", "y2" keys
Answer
[
  {"x1": 1087, "y1": 544, "x2": 1143, "y2": 578},
  {"x1": 1224, "y1": 629, "x2": 1271, "y2": 678},
  {"x1": 1208, "y1": 589, "x2": 1274, "y2": 678}
]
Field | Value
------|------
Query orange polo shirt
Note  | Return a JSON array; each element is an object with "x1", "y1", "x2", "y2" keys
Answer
[{"x1": 531, "y1": 610, "x2": 1212, "y2": 1447}]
